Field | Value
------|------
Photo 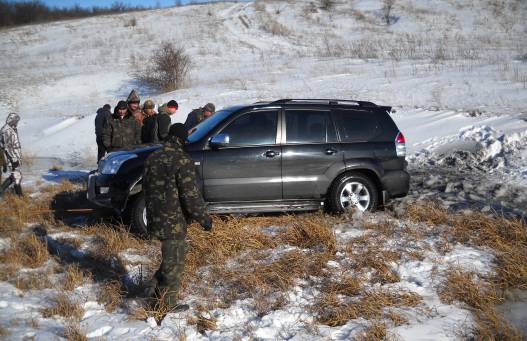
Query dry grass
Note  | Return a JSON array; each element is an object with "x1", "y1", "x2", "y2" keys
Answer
[
  {"x1": 0, "y1": 233, "x2": 50, "y2": 269},
  {"x1": 406, "y1": 202, "x2": 527, "y2": 290},
  {"x1": 83, "y1": 223, "x2": 146, "y2": 260},
  {"x1": 0, "y1": 194, "x2": 52, "y2": 233},
  {"x1": 406, "y1": 202, "x2": 526, "y2": 339},
  {"x1": 357, "y1": 320, "x2": 392, "y2": 341},
  {"x1": 41, "y1": 293, "x2": 84, "y2": 320},
  {"x1": 346, "y1": 236, "x2": 402, "y2": 285},
  {"x1": 386, "y1": 310, "x2": 409, "y2": 326},
  {"x1": 63, "y1": 264, "x2": 90, "y2": 291},
  {"x1": 440, "y1": 268, "x2": 522, "y2": 340},
  {"x1": 315, "y1": 289, "x2": 422, "y2": 327},
  {"x1": 188, "y1": 311, "x2": 217, "y2": 334},
  {"x1": 97, "y1": 280, "x2": 124, "y2": 313},
  {"x1": 63, "y1": 322, "x2": 87, "y2": 341}
]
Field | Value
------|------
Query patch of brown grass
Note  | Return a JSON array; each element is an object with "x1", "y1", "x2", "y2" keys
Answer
[
  {"x1": 278, "y1": 214, "x2": 336, "y2": 253},
  {"x1": 357, "y1": 320, "x2": 392, "y2": 341},
  {"x1": 97, "y1": 280, "x2": 124, "y2": 313},
  {"x1": 346, "y1": 236, "x2": 401, "y2": 284},
  {"x1": 322, "y1": 275, "x2": 363, "y2": 296},
  {"x1": 188, "y1": 311, "x2": 217, "y2": 334},
  {"x1": 83, "y1": 224, "x2": 146, "y2": 260},
  {"x1": 56, "y1": 236, "x2": 82, "y2": 249},
  {"x1": 315, "y1": 289, "x2": 422, "y2": 327},
  {"x1": 41, "y1": 293, "x2": 84, "y2": 320},
  {"x1": 0, "y1": 326, "x2": 8, "y2": 337},
  {"x1": 63, "y1": 264, "x2": 90, "y2": 291},
  {"x1": 0, "y1": 233, "x2": 50, "y2": 269},
  {"x1": 0, "y1": 194, "x2": 52, "y2": 233},
  {"x1": 63, "y1": 322, "x2": 87, "y2": 341},
  {"x1": 405, "y1": 202, "x2": 450, "y2": 226},
  {"x1": 386, "y1": 310, "x2": 409, "y2": 326},
  {"x1": 440, "y1": 268, "x2": 522, "y2": 340},
  {"x1": 406, "y1": 202, "x2": 527, "y2": 290}
]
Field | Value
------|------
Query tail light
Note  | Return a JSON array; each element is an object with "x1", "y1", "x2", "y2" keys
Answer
[{"x1": 395, "y1": 131, "x2": 406, "y2": 157}]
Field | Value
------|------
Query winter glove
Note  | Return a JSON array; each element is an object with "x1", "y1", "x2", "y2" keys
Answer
[
  {"x1": 11, "y1": 161, "x2": 20, "y2": 170},
  {"x1": 202, "y1": 218, "x2": 213, "y2": 232}
]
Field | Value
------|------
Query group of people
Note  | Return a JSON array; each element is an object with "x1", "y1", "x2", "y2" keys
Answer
[{"x1": 95, "y1": 89, "x2": 216, "y2": 162}]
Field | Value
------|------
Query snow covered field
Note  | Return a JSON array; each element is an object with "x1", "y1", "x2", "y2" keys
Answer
[{"x1": 0, "y1": 0, "x2": 526, "y2": 340}]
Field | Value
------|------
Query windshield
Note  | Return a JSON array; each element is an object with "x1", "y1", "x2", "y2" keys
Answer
[{"x1": 187, "y1": 106, "x2": 244, "y2": 143}]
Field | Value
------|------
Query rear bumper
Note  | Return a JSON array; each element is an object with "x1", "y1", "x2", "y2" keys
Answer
[{"x1": 381, "y1": 170, "x2": 410, "y2": 199}]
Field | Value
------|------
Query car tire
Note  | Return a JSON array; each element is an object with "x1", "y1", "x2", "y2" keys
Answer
[
  {"x1": 327, "y1": 172, "x2": 378, "y2": 213},
  {"x1": 128, "y1": 193, "x2": 148, "y2": 237}
]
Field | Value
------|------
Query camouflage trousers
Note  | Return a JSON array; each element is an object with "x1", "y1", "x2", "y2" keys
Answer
[{"x1": 154, "y1": 239, "x2": 187, "y2": 308}]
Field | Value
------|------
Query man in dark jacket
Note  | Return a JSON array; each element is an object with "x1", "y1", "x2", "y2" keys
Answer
[
  {"x1": 183, "y1": 103, "x2": 215, "y2": 132},
  {"x1": 141, "y1": 99, "x2": 158, "y2": 143},
  {"x1": 143, "y1": 123, "x2": 212, "y2": 313},
  {"x1": 156, "y1": 100, "x2": 178, "y2": 142},
  {"x1": 95, "y1": 104, "x2": 112, "y2": 161},
  {"x1": 102, "y1": 101, "x2": 141, "y2": 152}
]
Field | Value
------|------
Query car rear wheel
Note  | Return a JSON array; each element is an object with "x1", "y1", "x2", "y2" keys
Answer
[
  {"x1": 128, "y1": 193, "x2": 148, "y2": 237},
  {"x1": 327, "y1": 172, "x2": 378, "y2": 213}
]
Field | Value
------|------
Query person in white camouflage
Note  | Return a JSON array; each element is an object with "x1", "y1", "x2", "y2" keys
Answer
[{"x1": 0, "y1": 113, "x2": 23, "y2": 196}]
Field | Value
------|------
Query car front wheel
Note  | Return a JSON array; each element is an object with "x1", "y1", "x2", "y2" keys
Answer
[
  {"x1": 327, "y1": 172, "x2": 378, "y2": 213},
  {"x1": 128, "y1": 193, "x2": 148, "y2": 237}
]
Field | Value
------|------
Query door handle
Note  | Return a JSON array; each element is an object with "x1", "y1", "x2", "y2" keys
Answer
[
  {"x1": 264, "y1": 150, "x2": 280, "y2": 158},
  {"x1": 325, "y1": 148, "x2": 337, "y2": 155}
]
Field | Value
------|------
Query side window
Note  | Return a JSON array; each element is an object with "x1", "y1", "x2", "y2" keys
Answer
[
  {"x1": 285, "y1": 110, "x2": 333, "y2": 144},
  {"x1": 220, "y1": 110, "x2": 277, "y2": 146},
  {"x1": 332, "y1": 109, "x2": 380, "y2": 142}
]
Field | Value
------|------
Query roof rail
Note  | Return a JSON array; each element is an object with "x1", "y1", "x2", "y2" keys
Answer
[{"x1": 269, "y1": 99, "x2": 378, "y2": 107}]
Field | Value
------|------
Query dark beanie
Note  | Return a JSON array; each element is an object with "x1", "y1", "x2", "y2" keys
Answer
[
  {"x1": 168, "y1": 123, "x2": 188, "y2": 142},
  {"x1": 103, "y1": 104, "x2": 111, "y2": 110},
  {"x1": 116, "y1": 100, "x2": 127, "y2": 110},
  {"x1": 167, "y1": 100, "x2": 178, "y2": 109}
]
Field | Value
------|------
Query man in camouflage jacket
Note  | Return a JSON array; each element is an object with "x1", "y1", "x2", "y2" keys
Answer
[
  {"x1": 143, "y1": 123, "x2": 212, "y2": 312},
  {"x1": 0, "y1": 113, "x2": 23, "y2": 195},
  {"x1": 102, "y1": 101, "x2": 141, "y2": 152}
]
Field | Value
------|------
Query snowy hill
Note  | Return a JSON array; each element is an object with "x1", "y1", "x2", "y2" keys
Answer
[{"x1": 0, "y1": 0, "x2": 526, "y2": 163}]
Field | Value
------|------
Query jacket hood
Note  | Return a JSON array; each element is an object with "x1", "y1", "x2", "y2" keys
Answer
[
  {"x1": 6, "y1": 113, "x2": 20, "y2": 127},
  {"x1": 127, "y1": 89, "x2": 140, "y2": 103}
]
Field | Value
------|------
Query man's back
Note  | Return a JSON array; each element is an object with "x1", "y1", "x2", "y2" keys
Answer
[
  {"x1": 95, "y1": 108, "x2": 111, "y2": 137},
  {"x1": 143, "y1": 139, "x2": 209, "y2": 240}
]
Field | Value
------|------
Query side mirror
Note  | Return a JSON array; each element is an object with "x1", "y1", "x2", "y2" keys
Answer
[{"x1": 209, "y1": 134, "x2": 230, "y2": 149}]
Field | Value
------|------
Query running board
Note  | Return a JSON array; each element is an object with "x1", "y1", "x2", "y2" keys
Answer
[{"x1": 207, "y1": 200, "x2": 323, "y2": 214}]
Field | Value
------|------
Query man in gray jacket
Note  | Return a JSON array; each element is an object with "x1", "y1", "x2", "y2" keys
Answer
[{"x1": 0, "y1": 113, "x2": 23, "y2": 196}]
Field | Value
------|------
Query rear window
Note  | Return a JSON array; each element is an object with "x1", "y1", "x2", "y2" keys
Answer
[{"x1": 332, "y1": 109, "x2": 381, "y2": 142}]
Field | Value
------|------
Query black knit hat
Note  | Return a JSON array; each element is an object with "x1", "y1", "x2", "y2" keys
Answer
[
  {"x1": 167, "y1": 100, "x2": 179, "y2": 109},
  {"x1": 168, "y1": 123, "x2": 188, "y2": 142},
  {"x1": 116, "y1": 100, "x2": 127, "y2": 110}
]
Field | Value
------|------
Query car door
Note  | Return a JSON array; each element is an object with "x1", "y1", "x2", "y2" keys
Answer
[
  {"x1": 281, "y1": 108, "x2": 343, "y2": 199},
  {"x1": 202, "y1": 109, "x2": 282, "y2": 202}
]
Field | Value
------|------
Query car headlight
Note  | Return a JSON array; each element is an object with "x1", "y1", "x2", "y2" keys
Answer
[{"x1": 100, "y1": 153, "x2": 137, "y2": 175}]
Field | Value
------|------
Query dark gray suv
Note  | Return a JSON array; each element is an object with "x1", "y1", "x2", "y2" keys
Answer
[{"x1": 88, "y1": 99, "x2": 409, "y2": 232}]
